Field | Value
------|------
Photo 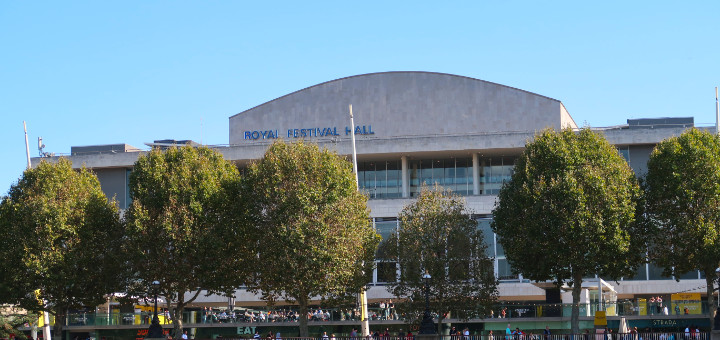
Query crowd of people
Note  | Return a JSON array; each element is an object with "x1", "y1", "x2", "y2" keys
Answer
[{"x1": 199, "y1": 307, "x2": 371, "y2": 324}]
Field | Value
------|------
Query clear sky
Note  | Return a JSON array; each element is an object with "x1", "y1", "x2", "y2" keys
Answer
[{"x1": 2, "y1": 1, "x2": 719, "y2": 195}]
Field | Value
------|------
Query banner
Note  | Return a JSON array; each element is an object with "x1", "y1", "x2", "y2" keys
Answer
[{"x1": 671, "y1": 293, "x2": 702, "y2": 315}]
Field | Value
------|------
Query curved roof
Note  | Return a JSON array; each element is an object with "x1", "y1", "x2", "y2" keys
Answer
[{"x1": 229, "y1": 71, "x2": 575, "y2": 145}]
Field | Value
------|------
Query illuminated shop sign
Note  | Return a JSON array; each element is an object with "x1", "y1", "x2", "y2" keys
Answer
[{"x1": 243, "y1": 125, "x2": 374, "y2": 140}]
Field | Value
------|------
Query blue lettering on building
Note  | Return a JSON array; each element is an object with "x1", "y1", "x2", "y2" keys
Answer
[
  {"x1": 244, "y1": 130, "x2": 279, "y2": 140},
  {"x1": 246, "y1": 125, "x2": 373, "y2": 141},
  {"x1": 345, "y1": 125, "x2": 375, "y2": 136}
]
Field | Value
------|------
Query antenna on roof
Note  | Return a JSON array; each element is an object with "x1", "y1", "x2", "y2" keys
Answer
[{"x1": 37, "y1": 137, "x2": 54, "y2": 158}]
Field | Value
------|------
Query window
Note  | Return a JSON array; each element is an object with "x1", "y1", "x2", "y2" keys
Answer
[
  {"x1": 478, "y1": 157, "x2": 516, "y2": 194},
  {"x1": 358, "y1": 161, "x2": 402, "y2": 199},
  {"x1": 375, "y1": 219, "x2": 398, "y2": 283},
  {"x1": 409, "y1": 158, "x2": 472, "y2": 197}
]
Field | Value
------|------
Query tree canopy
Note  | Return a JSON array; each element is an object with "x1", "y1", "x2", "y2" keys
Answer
[
  {"x1": 384, "y1": 186, "x2": 497, "y2": 334},
  {"x1": 491, "y1": 128, "x2": 645, "y2": 333},
  {"x1": 0, "y1": 159, "x2": 123, "y2": 338},
  {"x1": 241, "y1": 140, "x2": 380, "y2": 337},
  {"x1": 124, "y1": 146, "x2": 245, "y2": 339},
  {"x1": 644, "y1": 128, "x2": 720, "y2": 329}
]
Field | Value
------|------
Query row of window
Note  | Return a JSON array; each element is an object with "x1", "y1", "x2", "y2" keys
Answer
[
  {"x1": 357, "y1": 157, "x2": 517, "y2": 199},
  {"x1": 369, "y1": 217, "x2": 701, "y2": 284}
]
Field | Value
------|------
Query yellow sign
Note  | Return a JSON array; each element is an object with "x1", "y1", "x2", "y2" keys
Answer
[
  {"x1": 671, "y1": 293, "x2": 702, "y2": 315},
  {"x1": 638, "y1": 298, "x2": 646, "y2": 315},
  {"x1": 594, "y1": 311, "x2": 607, "y2": 326}
]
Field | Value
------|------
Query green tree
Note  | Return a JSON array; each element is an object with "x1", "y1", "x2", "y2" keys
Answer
[
  {"x1": 124, "y1": 146, "x2": 244, "y2": 339},
  {"x1": 491, "y1": 128, "x2": 644, "y2": 333},
  {"x1": 644, "y1": 128, "x2": 720, "y2": 329},
  {"x1": 241, "y1": 141, "x2": 380, "y2": 337},
  {"x1": 383, "y1": 186, "x2": 497, "y2": 334},
  {"x1": 0, "y1": 159, "x2": 123, "y2": 339},
  {"x1": 0, "y1": 307, "x2": 34, "y2": 340}
]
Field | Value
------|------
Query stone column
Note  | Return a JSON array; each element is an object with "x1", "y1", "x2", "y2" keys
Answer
[
  {"x1": 472, "y1": 153, "x2": 480, "y2": 195},
  {"x1": 402, "y1": 156, "x2": 409, "y2": 198}
]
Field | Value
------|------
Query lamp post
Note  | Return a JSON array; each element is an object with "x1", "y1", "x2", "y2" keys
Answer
[
  {"x1": 419, "y1": 271, "x2": 436, "y2": 334},
  {"x1": 146, "y1": 280, "x2": 164, "y2": 339},
  {"x1": 152, "y1": 280, "x2": 160, "y2": 321}
]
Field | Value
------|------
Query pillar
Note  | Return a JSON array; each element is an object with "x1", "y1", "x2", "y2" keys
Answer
[
  {"x1": 472, "y1": 153, "x2": 480, "y2": 195},
  {"x1": 401, "y1": 156, "x2": 409, "y2": 198}
]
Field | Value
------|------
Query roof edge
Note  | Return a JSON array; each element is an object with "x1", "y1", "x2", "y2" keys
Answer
[{"x1": 229, "y1": 71, "x2": 562, "y2": 120}]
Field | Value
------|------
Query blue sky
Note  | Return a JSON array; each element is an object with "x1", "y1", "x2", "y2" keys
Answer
[{"x1": 2, "y1": 1, "x2": 719, "y2": 194}]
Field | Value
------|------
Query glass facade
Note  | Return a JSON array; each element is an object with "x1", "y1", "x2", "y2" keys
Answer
[
  {"x1": 369, "y1": 216, "x2": 522, "y2": 285},
  {"x1": 358, "y1": 161, "x2": 402, "y2": 199},
  {"x1": 409, "y1": 158, "x2": 472, "y2": 197},
  {"x1": 478, "y1": 157, "x2": 516, "y2": 195},
  {"x1": 617, "y1": 146, "x2": 630, "y2": 162},
  {"x1": 476, "y1": 217, "x2": 517, "y2": 281},
  {"x1": 357, "y1": 156, "x2": 519, "y2": 199},
  {"x1": 374, "y1": 218, "x2": 398, "y2": 283}
]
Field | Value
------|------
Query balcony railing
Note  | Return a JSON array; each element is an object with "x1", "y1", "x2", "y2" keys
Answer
[{"x1": 59, "y1": 301, "x2": 714, "y2": 328}]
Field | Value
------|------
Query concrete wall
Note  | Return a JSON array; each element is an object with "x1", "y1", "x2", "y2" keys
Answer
[
  {"x1": 94, "y1": 168, "x2": 130, "y2": 209},
  {"x1": 230, "y1": 72, "x2": 574, "y2": 145}
]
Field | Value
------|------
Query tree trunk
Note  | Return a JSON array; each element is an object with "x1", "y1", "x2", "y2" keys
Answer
[
  {"x1": 299, "y1": 298, "x2": 309, "y2": 337},
  {"x1": 571, "y1": 272, "x2": 582, "y2": 335},
  {"x1": 172, "y1": 294, "x2": 186, "y2": 340},
  {"x1": 53, "y1": 309, "x2": 65, "y2": 340},
  {"x1": 437, "y1": 315, "x2": 444, "y2": 335},
  {"x1": 705, "y1": 270, "x2": 716, "y2": 331}
]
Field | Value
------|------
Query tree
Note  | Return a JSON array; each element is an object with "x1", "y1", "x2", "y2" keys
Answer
[
  {"x1": 383, "y1": 186, "x2": 497, "y2": 334},
  {"x1": 241, "y1": 141, "x2": 380, "y2": 337},
  {"x1": 0, "y1": 159, "x2": 123, "y2": 339},
  {"x1": 0, "y1": 307, "x2": 34, "y2": 340},
  {"x1": 491, "y1": 128, "x2": 645, "y2": 333},
  {"x1": 644, "y1": 128, "x2": 720, "y2": 329},
  {"x1": 124, "y1": 146, "x2": 244, "y2": 339}
]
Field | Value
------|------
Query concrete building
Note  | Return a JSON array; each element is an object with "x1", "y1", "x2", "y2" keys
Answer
[{"x1": 36, "y1": 72, "x2": 713, "y2": 320}]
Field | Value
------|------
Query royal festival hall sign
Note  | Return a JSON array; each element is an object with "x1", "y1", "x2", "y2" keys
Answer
[{"x1": 243, "y1": 125, "x2": 375, "y2": 140}]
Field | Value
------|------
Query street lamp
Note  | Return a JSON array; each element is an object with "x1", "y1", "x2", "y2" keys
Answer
[
  {"x1": 419, "y1": 271, "x2": 436, "y2": 334},
  {"x1": 146, "y1": 280, "x2": 164, "y2": 339},
  {"x1": 152, "y1": 280, "x2": 161, "y2": 321}
]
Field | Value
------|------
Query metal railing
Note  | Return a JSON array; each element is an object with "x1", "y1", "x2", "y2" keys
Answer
[
  {"x1": 60, "y1": 302, "x2": 714, "y2": 327},
  {"x1": 176, "y1": 334, "x2": 712, "y2": 340}
]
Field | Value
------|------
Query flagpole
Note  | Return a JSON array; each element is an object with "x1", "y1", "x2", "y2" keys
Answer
[{"x1": 350, "y1": 104, "x2": 370, "y2": 337}]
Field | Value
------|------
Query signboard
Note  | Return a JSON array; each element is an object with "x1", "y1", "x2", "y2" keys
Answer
[
  {"x1": 671, "y1": 293, "x2": 702, "y2": 315},
  {"x1": 594, "y1": 311, "x2": 607, "y2": 326},
  {"x1": 243, "y1": 125, "x2": 375, "y2": 141},
  {"x1": 637, "y1": 298, "x2": 647, "y2": 315}
]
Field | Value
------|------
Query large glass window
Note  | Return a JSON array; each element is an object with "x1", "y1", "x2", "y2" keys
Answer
[
  {"x1": 372, "y1": 216, "x2": 525, "y2": 284},
  {"x1": 375, "y1": 218, "x2": 398, "y2": 283},
  {"x1": 478, "y1": 157, "x2": 517, "y2": 195},
  {"x1": 476, "y1": 218, "x2": 495, "y2": 258},
  {"x1": 617, "y1": 146, "x2": 630, "y2": 162},
  {"x1": 358, "y1": 161, "x2": 402, "y2": 199},
  {"x1": 497, "y1": 258, "x2": 516, "y2": 281},
  {"x1": 626, "y1": 264, "x2": 648, "y2": 281},
  {"x1": 648, "y1": 263, "x2": 673, "y2": 280},
  {"x1": 409, "y1": 158, "x2": 472, "y2": 197},
  {"x1": 677, "y1": 270, "x2": 700, "y2": 280}
]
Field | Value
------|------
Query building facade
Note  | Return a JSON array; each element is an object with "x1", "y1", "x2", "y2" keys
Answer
[{"x1": 39, "y1": 72, "x2": 712, "y2": 319}]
